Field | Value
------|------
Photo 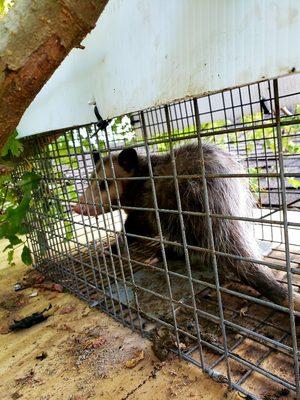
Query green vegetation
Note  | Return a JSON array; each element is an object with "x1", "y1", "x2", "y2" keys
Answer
[
  {"x1": 0, "y1": 134, "x2": 40, "y2": 265},
  {"x1": 0, "y1": 0, "x2": 14, "y2": 15}
]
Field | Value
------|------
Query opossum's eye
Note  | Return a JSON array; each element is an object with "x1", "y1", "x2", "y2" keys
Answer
[
  {"x1": 118, "y1": 148, "x2": 138, "y2": 172},
  {"x1": 99, "y1": 180, "x2": 111, "y2": 192}
]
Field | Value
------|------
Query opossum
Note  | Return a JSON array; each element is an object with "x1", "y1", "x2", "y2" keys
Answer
[{"x1": 73, "y1": 142, "x2": 300, "y2": 312}]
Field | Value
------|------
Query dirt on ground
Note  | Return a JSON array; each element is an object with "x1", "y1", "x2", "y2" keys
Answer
[{"x1": 0, "y1": 241, "x2": 242, "y2": 400}]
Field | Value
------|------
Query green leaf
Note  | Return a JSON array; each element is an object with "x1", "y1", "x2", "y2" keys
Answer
[
  {"x1": 246, "y1": 143, "x2": 255, "y2": 153},
  {"x1": 0, "y1": 0, "x2": 5, "y2": 14},
  {"x1": 287, "y1": 177, "x2": 300, "y2": 189},
  {"x1": 64, "y1": 220, "x2": 74, "y2": 240},
  {"x1": 19, "y1": 224, "x2": 31, "y2": 235},
  {"x1": 1, "y1": 130, "x2": 23, "y2": 157},
  {"x1": 7, "y1": 234, "x2": 22, "y2": 247},
  {"x1": 21, "y1": 245, "x2": 32, "y2": 265},
  {"x1": 254, "y1": 129, "x2": 263, "y2": 140},
  {"x1": 0, "y1": 173, "x2": 11, "y2": 186},
  {"x1": 0, "y1": 218, "x2": 14, "y2": 237},
  {"x1": 21, "y1": 172, "x2": 41, "y2": 192},
  {"x1": 5, "y1": 194, "x2": 31, "y2": 229},
  {"x1": 0, "y1": 0, "x2": 14, "y2": 15},
  {"x1": 7, "y1": 249, "x2": 14, "y2": 265},
  {"x1": 248, "y1": 167, "x2": 263, "y2": 195}
]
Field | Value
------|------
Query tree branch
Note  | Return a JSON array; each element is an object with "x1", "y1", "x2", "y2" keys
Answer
[{"x1": 0, "y1": 0, "x2": 108, "y2": 149}]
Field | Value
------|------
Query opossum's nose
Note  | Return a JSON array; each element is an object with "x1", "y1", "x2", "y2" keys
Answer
[{"x1": 72, "y1": 202, "x2": 101, "y2": 216}]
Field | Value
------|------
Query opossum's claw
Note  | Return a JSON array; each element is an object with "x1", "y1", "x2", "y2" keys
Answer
[
  {"x1": 145, "y1": 248, "x2": 163, "y2": 265},
  {"x1": 145, "y1": 255, "x2": 161, "y2": 265},
  {"x1": 145, "y1": 247, "x2": 180, "y2": 266},
  {"x1": 103, "y1": 234, "x2": 125, "y2": 256}
]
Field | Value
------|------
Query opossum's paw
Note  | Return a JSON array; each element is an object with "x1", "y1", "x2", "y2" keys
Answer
[
  {"x1": 103, "y1": 235, "x2": 125, "y2": 256},
  {"x1": 144, "y1": 248, "x2": 162, "y2": 265},
  {"x1": 145, "y1": 247, "x2": 180, "y2": 265},
  {"x1": 145, "y1": 254, "x2": 161, "y2": 265}
]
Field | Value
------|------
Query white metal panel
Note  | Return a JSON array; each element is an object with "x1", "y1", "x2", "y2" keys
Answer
[{"x1": 17, "y1": 0, "x2": 300, "y2": 137}]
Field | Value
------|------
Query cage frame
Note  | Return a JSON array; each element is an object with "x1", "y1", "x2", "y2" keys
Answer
[{"x1": 16, "y1": 77, "x2": 300, "y2": 400}]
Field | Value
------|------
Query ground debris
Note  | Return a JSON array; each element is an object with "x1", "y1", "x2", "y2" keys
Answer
[
  {"x1": 151, "y1": 326, "x2": 177, "y2": 361},
  {"x1": 21, "y1": 270, "x2": 62, "y2": 293},
  {"x1": 50, "y1": 283, "x2": 64, "y2": 292},
  {"x1": 213, "y1": 374, "x2": 228, "y2": 384},
  {"x1": 81, "y1": 306, "x2": 92, "y2": 317},
  {"x1": 0, "y1": 292, "x2": 28, "y2": 311},
  {"x1": 0, "y1": 324, "x2": 11, "y2": 334},
  {"x1": 13, "y1": 283, "x2": 24, "y2": 292},
  {"x1": 167, "y1": 387, "x2": 178, "y2": 397},
  {"x1": 9, "y1": 304, "x2": 52, "y2": 331},
  {"x1": 16, "y1": 270, "x2": 46, "y2": 290},
  {"x1": 15, "y1": 369, "x2": 36, "y2": 387},
  {"x1": 68, "y1": 326, "x2": 145, "y2": 378},
  {"x1": 239, "y1": 306, "x2": 249, "y2": 317},
  {"x1": 1, "y1": 261, "x2": 247, "y2": 400},
  {"x1": 35, "y1": 351, "x2": 47, "y2": 361},
  {"x1": 84, "y1": 336, "x2": 107, "y2": 349},
  {"x1": 11, "y1": 392, "x2": 22, "y2": 399},
  {"x1": 28, "y1": 291, "x2": 38, "y2": 298},
  {"x1": 125, "y1": 350, "x2": 144, "y2": 368},
  {"x1": 58, "y1": 304, "x2": 76, "y2": 314},
  {"x1": 263, "y1": 387, "x2": 290, "y2": 399},
  {"x1": 57, "y1": 323, "x2": 74, "y2": 332},
  {"x1": 36, "y1": 283, "x2": 64, "y2": 293}
]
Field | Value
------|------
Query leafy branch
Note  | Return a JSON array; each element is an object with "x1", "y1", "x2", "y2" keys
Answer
[{"x1": 0, "y1": 131, "x2": 41, "y2": 266}]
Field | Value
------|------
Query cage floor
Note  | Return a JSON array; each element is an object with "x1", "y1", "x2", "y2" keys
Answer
[{"x1": 35, "y1": 241, "x2": 300, "y2": 399}]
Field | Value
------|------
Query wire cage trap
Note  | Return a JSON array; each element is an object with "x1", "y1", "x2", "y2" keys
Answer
[{"x1": 16, "y1": 77, "x2": 300, "y2": 399}]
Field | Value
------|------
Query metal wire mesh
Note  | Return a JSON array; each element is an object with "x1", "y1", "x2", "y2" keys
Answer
[{"x1": 16, "y1": 77, "x2": 300, "y2": 399}]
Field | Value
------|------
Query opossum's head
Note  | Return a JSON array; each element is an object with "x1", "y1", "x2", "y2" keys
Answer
[{"x1": 73, "y1": 148, "x2": 139, "y2": 216}]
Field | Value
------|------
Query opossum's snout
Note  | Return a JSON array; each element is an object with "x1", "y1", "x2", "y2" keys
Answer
[
  {"x1": 73, "y1": 182, "x2": 103, "y2": 216},
  {"x1": 73, "y1": 147, "x2": 139, "y2": 217},
  {"x1": 72, "y1": 199, "x2": 101, "y2": 216}
]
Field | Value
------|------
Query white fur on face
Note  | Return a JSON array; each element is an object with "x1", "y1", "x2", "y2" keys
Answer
[{"x1": 73, "y1": 156, "x2": 130, "y2": 216}]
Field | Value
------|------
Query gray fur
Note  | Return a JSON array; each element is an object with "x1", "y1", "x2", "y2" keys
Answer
[
  {"x1": 119, "y1": 142, "x2": 288, "y2": 305},
  {"x1": 77, "y1": 142, "x2": 293, "y2": 307}
]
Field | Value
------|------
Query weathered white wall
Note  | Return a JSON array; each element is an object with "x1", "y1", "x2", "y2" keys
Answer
[{"x1": 17, "y1": 0, "x2": 300, "y2": 137}]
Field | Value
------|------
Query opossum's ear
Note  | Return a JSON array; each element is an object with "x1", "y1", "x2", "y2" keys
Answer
[
  {"x1": 118, "y1": 148, "x2": 138, "y2": 172},
  {"x1": 92, "y1": 151, "x2": 100, "y2": 165}
]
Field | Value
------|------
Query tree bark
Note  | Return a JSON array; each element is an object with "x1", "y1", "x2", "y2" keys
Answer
[{"x1": 0, "y1": 0, "x2": 108, "y2": 150}]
